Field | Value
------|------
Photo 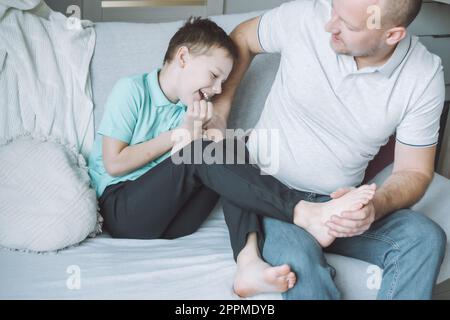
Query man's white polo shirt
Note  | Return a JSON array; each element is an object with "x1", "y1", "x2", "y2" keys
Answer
[{"x1": 247, "y1": 0, "x2": 446, "y2": 195}]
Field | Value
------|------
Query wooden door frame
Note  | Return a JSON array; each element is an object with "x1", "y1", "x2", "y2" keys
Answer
[{"x1": 82, "y1": 0, "x2": 224, "y2": 21}]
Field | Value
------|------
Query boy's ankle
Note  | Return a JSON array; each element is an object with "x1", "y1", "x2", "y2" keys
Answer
[{"x1": 294, "y1": 200, "x2": 317, "y2": 229}]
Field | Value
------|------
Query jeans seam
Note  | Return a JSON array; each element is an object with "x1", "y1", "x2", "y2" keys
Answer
[
  {"x1": 358, "y1": 232, "x2": 400, "y2": 300},
  {"x1": 358, "y1": 232, "x2": 400, "y2": 250}
]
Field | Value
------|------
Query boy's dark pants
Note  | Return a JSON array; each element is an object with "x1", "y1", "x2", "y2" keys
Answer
[{"x1": 99, "y1": 138, "x2": 312, "y2": 260}]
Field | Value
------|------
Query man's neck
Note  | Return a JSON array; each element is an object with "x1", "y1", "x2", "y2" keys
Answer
[
  {"x1": 354, "y1": 44, "x2": 397, "y2": 70},
  {"x1": 158, "y1": 65, "x2": 179, "y2": 103}
]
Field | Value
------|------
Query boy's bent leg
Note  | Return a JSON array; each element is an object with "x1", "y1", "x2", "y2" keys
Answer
[
  {"x1": 221, "y1": 198, "x2": 296, "y2": 297},
  {"x1": 99, "y1": 155, "x2": 207, "y2": 239},
  {"x1": 221, "y1": 197, "x2": 264, "y2": 262},
  {"x1": 162, "y1": 186, "x2": 219, "y2": 239},
  {"x1": 262, "y1": 217, "x2": 341, "y2": 300},
  {"x1": 178, "y1": 138, "x2": 310, "y2": 223},
  {"x1": 100, "y1": 137, "x2": 302, "y2": 240},
  {"x1": 325, "y1": 209, "x2": 447, "y2": 300}
]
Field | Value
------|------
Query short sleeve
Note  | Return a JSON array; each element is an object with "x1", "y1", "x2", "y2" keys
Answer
[
  {"x1": 98, "y1": 78, "x2": 141, "y2": 144},
  {"x1": 396, "y1": 69, "x2": 445, "y2": 147},
  {"x1": 258, "y1": 0, "x2": 313, "y2": 53}
]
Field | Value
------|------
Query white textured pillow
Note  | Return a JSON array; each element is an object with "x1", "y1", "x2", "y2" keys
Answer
[{"x1": 0, "y1": 135, "x2": 100, "y2": 252}]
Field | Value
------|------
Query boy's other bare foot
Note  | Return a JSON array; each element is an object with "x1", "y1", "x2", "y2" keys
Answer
[
  {"x1": 233, "y1": 258, "x2": 296, "y2": 298},
  {"x1": 294, "y1": 184, "x2": 376, "y2": 247}
]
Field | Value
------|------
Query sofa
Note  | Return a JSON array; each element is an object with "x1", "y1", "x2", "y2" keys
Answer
[{"x1": 0, "y1": 10, "x2": 448, "y2": 300}]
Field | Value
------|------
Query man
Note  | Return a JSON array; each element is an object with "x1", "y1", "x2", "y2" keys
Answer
[{"x1": 207, "y1": 0, "x2": 447, "y2": 299}]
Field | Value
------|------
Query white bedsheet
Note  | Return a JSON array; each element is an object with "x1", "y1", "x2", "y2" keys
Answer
[{"x1": 0, "y1": 203, "x2": 280, "y2": 300}]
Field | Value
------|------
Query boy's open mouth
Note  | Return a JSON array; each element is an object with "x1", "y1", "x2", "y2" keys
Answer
[{"x1": 198, "y1": 90, "x2": 211, "y2": 101}]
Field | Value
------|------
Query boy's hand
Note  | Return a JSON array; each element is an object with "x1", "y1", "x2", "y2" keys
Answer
[
  {"x1": 204, "y1": 111, "x2": 226, "y2": 142},
  {"x1": 179, "y1": 100, "x2": 213, "y2": 140}
]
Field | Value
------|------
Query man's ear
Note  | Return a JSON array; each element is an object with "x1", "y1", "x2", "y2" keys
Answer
[
  {"x1": 385, "y1": 27, "x2": 407, "y2": 46},
  {"x1": 175, "y1": 46, "x2": 190, "y2": 68}
]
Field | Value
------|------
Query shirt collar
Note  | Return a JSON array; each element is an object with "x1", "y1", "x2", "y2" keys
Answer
[
  {"x1": 377, "y1": 33, "x2": 412, "y2": 78},
  {"x1": 148, "y1": 68, "x2": 186, "y2": 108}
]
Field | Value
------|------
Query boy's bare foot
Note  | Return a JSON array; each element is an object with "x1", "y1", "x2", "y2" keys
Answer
[
  {"x1": 293, "y1": 184, "x2": 376, "y2": 247},
  {"x1": 233, "y1": 258, "x2": 296, "y2": 298}
]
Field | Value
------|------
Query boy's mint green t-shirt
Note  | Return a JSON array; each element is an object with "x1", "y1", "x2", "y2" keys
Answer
[{"x1": 88, "y1": 69, "x2": 187, "y2": 198}]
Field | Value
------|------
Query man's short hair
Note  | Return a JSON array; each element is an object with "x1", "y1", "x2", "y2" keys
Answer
[
  {"x1": 163, "y1": 17, "x2": 238, "y2": 64},
  {"x1": 382, "y1": 0, "x2": 423, "y2": 28}
]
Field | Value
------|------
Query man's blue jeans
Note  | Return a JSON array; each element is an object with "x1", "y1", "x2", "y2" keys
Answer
[{"x1": 262, "y1": 194, "x2": 447, "y2": 300}]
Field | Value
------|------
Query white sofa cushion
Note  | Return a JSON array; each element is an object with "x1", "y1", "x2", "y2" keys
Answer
[{"x1": 0, "y1": 135, "x2": 100, "y2": 252}]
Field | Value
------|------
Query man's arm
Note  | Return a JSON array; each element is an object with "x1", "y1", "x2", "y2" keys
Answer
[
  {"x1": 371, "y1": 142, "x2": 435, "y2": 220},
  {"x1": 205, "y1": 16, "x2": 265, "y2": 134},
  {"x1": 327, "y1": 142, "x2": 436, "y2": 237}
]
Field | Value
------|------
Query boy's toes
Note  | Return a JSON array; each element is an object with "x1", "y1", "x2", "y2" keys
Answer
[{"x1": 287, "y1": 272, "x2": 296, "y2": 288}]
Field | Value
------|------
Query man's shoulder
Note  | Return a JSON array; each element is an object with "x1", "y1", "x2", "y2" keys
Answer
[
  {"x1": 264, "y1": 0, "x2": 330, "y2": 46},
  {"x1": 281, "y1": 0, "x2": 330, "y2": 9},
  {"x1": 407, "y1": 36, "x2": 443, "y2": 75},
  {"x1": 400, "y1": 37, "x2": 445, "y2": 108},
  {"x1": 393, "y1": 35, "x2": 445, "y2": 102},
  {"x1": 275, "y1": 0, "x2": 330, "y2": 17}
]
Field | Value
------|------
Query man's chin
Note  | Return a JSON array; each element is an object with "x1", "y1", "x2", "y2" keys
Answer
[{"x1": 330, "y1": 41, "x2": 350, "y2": 55}]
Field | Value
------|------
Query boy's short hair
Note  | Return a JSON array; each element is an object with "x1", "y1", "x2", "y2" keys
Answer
[{"x1": 163, "y1": 17, "x2": 238, "y2": 64}]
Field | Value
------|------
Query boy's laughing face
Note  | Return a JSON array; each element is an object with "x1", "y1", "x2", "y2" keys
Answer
[{"x1": 177, "y1": 46, "x2": 234, "y2": 106}]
